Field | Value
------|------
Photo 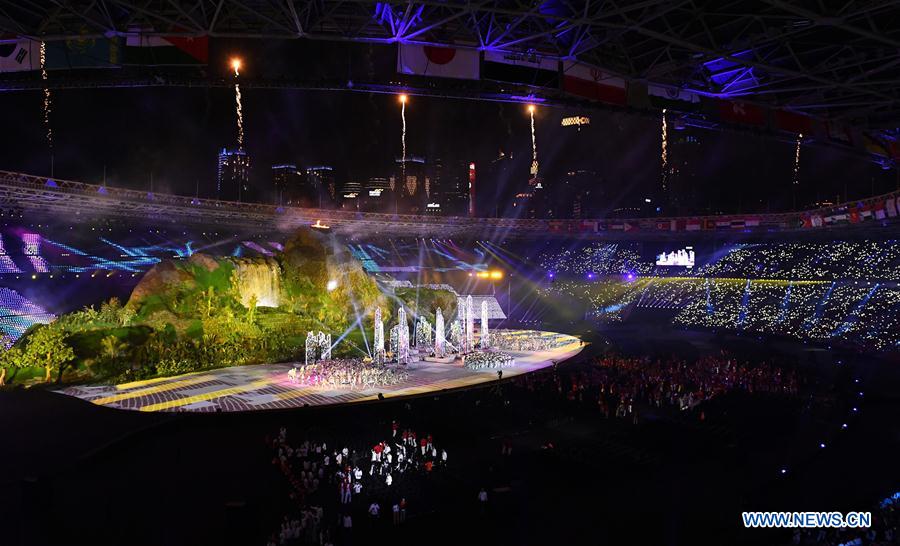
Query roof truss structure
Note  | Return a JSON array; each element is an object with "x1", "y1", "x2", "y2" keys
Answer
[{"x1": 1, "y1": 1, "x2": 900, "y2": 128}]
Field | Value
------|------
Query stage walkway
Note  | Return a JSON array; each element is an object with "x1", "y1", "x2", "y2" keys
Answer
[{"x1": 56, "y1": 332, "x2": 583, "y2": 413}]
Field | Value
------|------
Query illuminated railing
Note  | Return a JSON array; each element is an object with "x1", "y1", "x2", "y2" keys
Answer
[{"x1": 0, "y1": 170, "x2": 897, "y2": 237}]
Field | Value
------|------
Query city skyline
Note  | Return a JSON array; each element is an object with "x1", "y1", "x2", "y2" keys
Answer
[{"x1": 1, "y1": 86, "x2": 896, "y2": 217}]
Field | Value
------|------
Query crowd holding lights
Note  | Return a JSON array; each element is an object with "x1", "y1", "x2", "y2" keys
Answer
[
  {"x1": 0, "y1": 287, "x2": 55, "y2": 340},
  {"x1": 541, "y1": 240, "x2": 900, "y2": 351},
  {"x1": 541, "y1": 241, "x2": 900, "y2": 283},
  {"x1": 694, "y1": 241, "x2": 900, "y2": 281},
  {"x1": 538, "y1": 243, "x2": 650, "y2": 277}
]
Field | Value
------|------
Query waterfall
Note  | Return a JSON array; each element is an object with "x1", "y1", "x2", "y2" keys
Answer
[{"x1": 234, "y1": 259, "x2": 280, "y2": 308}]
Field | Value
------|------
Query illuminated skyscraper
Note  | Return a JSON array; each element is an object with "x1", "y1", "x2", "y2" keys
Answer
[
  {"x1": 271, "y1": 164, "x2": 303, "y2": 205},
  {"x1": 341, "y1": 180, "x2": 363, "y2": 210},
  {"x1": 394, "y1": 156, "x2": 427, "y2": 213},
  {"x1": 217, "y1": 148, "x2": 251, "y2": 202},
  {"x1": 363, "y1": 176, "x2": 390, "y2": 212},
  {"x1": 306, "y1": 166, "x2": 336, "y2": 208}
]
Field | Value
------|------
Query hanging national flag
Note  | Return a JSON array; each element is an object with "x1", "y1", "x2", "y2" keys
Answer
[
  {"x1": 648, "y1": 85, "x2": 700, "y2": 112},
  {"x1": 886, "y1": 198, "x2": 898, "y2": 218},
  {"x1": 874, "y1": 203, "x2": 886, "y2": 220},
  {"x1": 46, "y1": 36, "x2": 120, "y2": 69},
  {"x1": 579, "y1": 220, "x2": 599, "y2": 232},
  {"x1": 562, "y1": 61, "x2": 627, "y2": 105},
  {"x1": 655, "y1": 220, "x2": 676, "y2": 231},
  {"x1": 397, "y1": 44, "x2": 479, "y2": 80},
  {"x1": 859, "y1": 205, "x2": 873, "y2": 220},
  {"x1": 0, "y1": 39, "x2": 39, "y2": 72},
  {"x1": 609, "y1": 222, "x2": 635, "y2": 231},
  {"x1": 718, "y1": 100, "x2": 766, "y2": 126},
  {"x1": 849, "y1": 209, "x2": 860, "y2": 223},
  {"x1": 686, "y1": 219, "x2": 702, "y2": 231},
  {"x1": 483, "y1": 51, "x2": 559, "y2": 88},
  {"x1": 125, "y1": 33, "x2": 208, "y2": 65},
  {"x1": 810, "y1": 215, "x2": 823, "y2": 227},
  {"x1": 548, "y1": 220, "x2": 564, "y2": 232}
]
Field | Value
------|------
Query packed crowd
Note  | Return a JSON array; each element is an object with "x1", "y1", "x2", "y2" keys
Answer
[
  {"x1": 674, "y1": 279, "x2": 900, "y2": 351},
  {"x1": 287, "y1": 359, "x2": 409, "y2": 389},
  {"x1": 267, "y1": 419, "x2": 448, "y2": 545},
  {"x1": 537, "y1": 243, "x2": 651, "y2": 276},
  {"x1": 542, "y1": 274, "x2": 900, "y2": 352},
  {"x1": 695, "y1": 241, "x2": 900, "y2": 281},
  {"x1": 514, "y1": 351, "x2": 799, "y2": 419}
]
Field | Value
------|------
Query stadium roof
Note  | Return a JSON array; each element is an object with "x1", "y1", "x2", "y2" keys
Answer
[{"x1": 2, "y1": 1, "x2": 900, "y2": 128}]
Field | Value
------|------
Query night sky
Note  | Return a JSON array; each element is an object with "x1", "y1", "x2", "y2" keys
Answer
[{"x1": 2, "y1": 67, "x2": 896, "y2": 215}]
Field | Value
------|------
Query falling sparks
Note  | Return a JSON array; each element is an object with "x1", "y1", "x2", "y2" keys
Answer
[
  {"x1": 40, "y1": 41, "x2": 52, "y2": 150},
  {"x1": 400, "y1": 94, "x2": 407, "y2": 165},
  {"x1": 793, "y1": 133, "x2": 803, "y2": 185},
  {"x1": 529, "y1": 104, "x2": 538, "y2": 176},
  {"x1": 399, "y1": 95, "x2": 407, "y2": 209},
  {"x1": 660, "y1": 109, "x2": 668, "y2": 192},
  {"x1": 230, "y1": 58, "x2": 244, "y2": 149},
  {"x1": 234, "y1": 82, "x2": 244, "y2": 149}
]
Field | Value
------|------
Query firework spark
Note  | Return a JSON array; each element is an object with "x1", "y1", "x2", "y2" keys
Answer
[
  {"x1": 40, "y1": 42, "x2": 52, "y2": 150},
  {"x1": 793, "y1": 133, "x2": 803, "y2": 185},
  {"x1": 529, "y1": 104, "x2": 538, "y2": 176},
  {"x1": 661, "y1": 109, "x2": 668, "y2": 192},
  {"x1": 400, "y1": 94, "x2": 407, "y2": 165},
  {"x1": 231, "y1": 58, "x2": 244, "y2": 149}
]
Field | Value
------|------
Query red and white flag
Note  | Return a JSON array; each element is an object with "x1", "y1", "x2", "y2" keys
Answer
[
  {"x1": 562, "y1": 61, "x2": 627, "y2": 105},
  {"x1": 397, "y1": 44, "x2": 479, "y2": 80}
]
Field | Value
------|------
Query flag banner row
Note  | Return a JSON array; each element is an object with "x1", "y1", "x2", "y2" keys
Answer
[
  {"x1": 540, "y1": 190, "x2": 900, "y2": 235},
  {"x1": 1, "y1": 34, "x2": 208, "y2": 71},
  {"x1": 392, "y1": 45, "x2": 897, "y2": 157},
  {"x1": 3, "y1": 36, "x2": 895, "y2": 155}
]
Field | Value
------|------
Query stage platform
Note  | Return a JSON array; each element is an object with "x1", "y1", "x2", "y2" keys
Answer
[{"x1": 56, "y1": 331, "x2": 584, "y2": 413}]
